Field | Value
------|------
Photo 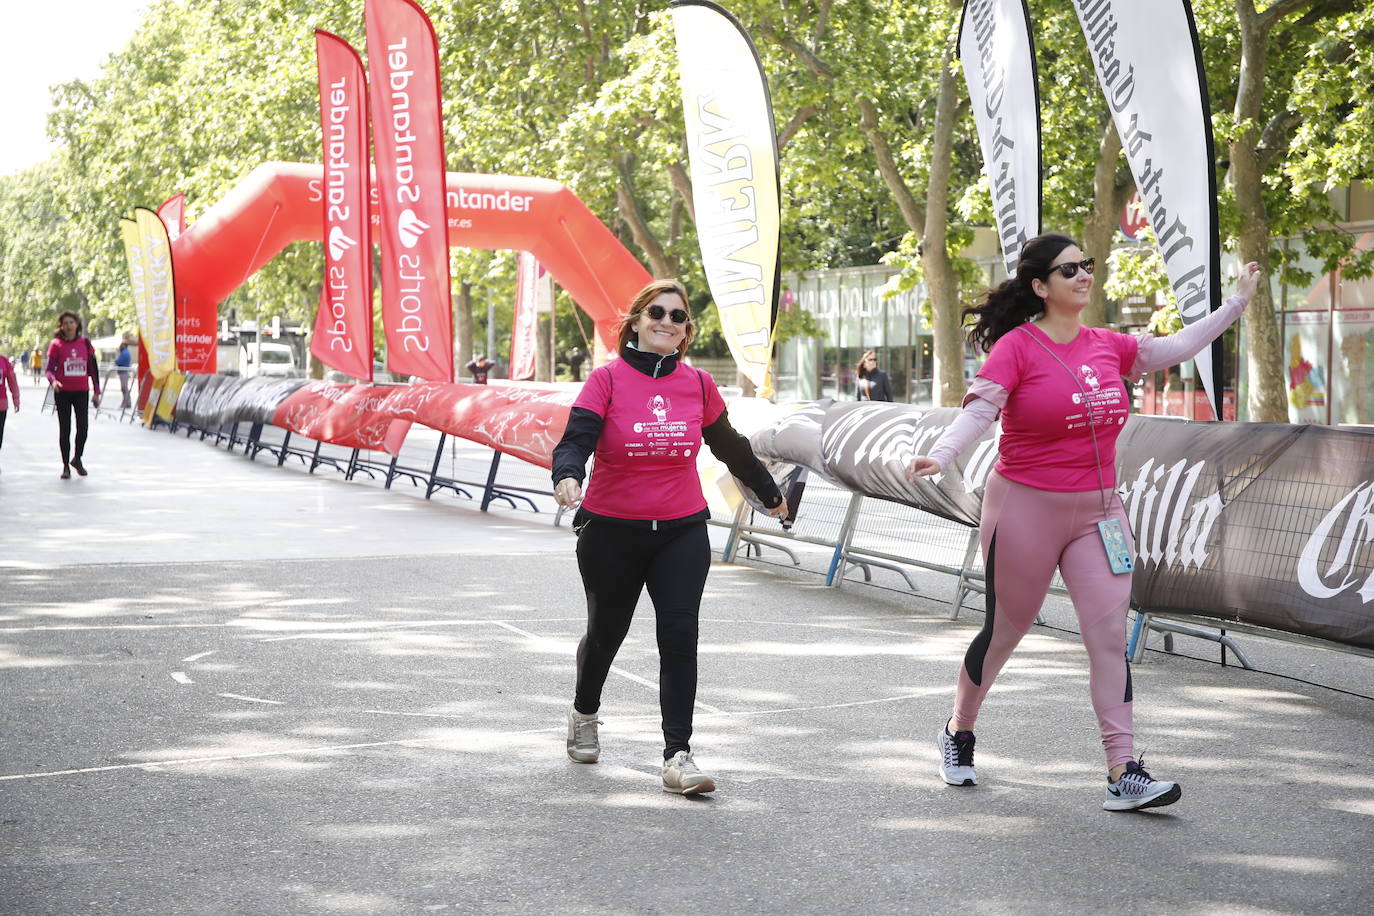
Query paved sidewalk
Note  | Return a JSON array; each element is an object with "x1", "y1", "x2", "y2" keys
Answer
[{"x1": 2, "y1": 382, "x2": 1372, "y2": 914}]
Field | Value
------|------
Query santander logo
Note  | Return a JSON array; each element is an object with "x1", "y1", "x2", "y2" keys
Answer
[
  {"x1": 328, "y1": 227, "x2": 356, "y2": 261},
  {"x1": 397, "y1": 209, "x2": 429, "y2": 248}
]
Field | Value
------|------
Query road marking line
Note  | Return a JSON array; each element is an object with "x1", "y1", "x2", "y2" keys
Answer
[
  {"x1": 217, "y1": 693, "x2": 285, "y2": 705},
  {"x1": 182, "y1": 650, "x2": 218, "y2": 663},
  {"x1": 170, "y1": 672, "x2": 193, "y2": 685}
]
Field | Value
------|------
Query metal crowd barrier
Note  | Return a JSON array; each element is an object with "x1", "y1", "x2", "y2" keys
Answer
[
  {"x1": 168, "y1": 413, "x2": 554, "y2": 516},
  {"x1": 150, "y1": 407, "x2": 1370, "y2": 669}
]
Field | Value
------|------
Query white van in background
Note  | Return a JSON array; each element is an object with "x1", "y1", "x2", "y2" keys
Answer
[{"x1": 240, "y1": 342, "x2": 297, "y2": 377}]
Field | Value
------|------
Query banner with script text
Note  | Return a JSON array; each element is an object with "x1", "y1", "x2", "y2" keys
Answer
[
  {"x1": 312, "y1": 30, "x2": 375, "y2": 381},
  {"x1": 119, "y1": 218, "x2": 154, "y2": 358},
  {"x1": 132, "y1": 208, "x2": 178, "y2": 379},
  {"x1": 366, "y1": 0, "x2": 453, "y2": 381},
  {"x1": 1072, "y1": 0, "x2": 1222, "y2": 416},
  {"x1": 958, "y1": 0, "x2": 1041, "y2": 276},
  {"x1": 672, "y1": 0, "x2": 780, "y2": 392}
]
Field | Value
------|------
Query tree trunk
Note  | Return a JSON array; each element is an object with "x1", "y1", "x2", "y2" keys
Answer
[
  {"x1": 857, "y1": 98, "x2": 925, "y2": 232},
  {"x1": 1082, "y1": 119, "x2": 1129, "y2": 329},
  {"x1": 1230, "y1": 1, "x2": 1289, "y2": 421},
  {"x1": 616, "y1": 155, "x2": 675, "y2": 277},
  {"x1": 455, "y1": 280, "x2": 474, "y2": 379},
  {"x1": 923, "y1": 25, "x2": 966, "y2": 407}
]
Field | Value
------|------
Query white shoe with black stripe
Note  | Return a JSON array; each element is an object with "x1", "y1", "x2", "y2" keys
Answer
[
  {"x1": 1103, "y1": 758, "x2": 1181, "y2": 811},
  {"x1": 938, "y1": 721, "x2": 977, "y2": 786}
]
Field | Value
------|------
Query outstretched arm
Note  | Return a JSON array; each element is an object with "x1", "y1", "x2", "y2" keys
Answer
[
  {"x1": 1132, "y1": 262, "x2": 1261, "y2": 377},
  {"x1": 907, "y1": 377, "x2": 1008, "y2": 479}
]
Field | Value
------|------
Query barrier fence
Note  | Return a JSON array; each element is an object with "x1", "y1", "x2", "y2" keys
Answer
[{"x1": 110, "y1": 373, "x2": 1374, "y2": 673}]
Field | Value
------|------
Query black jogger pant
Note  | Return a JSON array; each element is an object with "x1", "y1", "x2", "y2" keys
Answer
[
  {"x1": 0, "y1": 409, "x2": 7, "y2": 451},
  {"x1": 54, "y1": 390, "x2": 90, "y2": 467},
  {"x1": 573, "y1": 519, "x2": 712, "y2": 759}
]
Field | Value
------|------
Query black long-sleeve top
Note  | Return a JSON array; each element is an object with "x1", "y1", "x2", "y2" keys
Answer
[{"x1": 552, "y1": 345, "x2": 783, "y2": 528}]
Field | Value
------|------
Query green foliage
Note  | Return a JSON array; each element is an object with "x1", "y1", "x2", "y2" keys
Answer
[
  {"x1": 774, "y1": 300, "x2": 827, "y2": 345},
  {"x1": 0, "y1": 0, "x2": 1368, "y2": 376}
]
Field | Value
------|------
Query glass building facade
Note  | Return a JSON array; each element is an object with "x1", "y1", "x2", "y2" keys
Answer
[{"x1": 775, "y1": 221, "x2": 1374, "y2": 426}]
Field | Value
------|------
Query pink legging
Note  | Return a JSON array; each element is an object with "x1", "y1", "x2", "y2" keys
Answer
[{"x1": 954, "y1": 471, "x2": 1135, "y2": 767}]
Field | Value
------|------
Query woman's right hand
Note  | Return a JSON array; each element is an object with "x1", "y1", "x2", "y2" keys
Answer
[
  {"x1": 1236, "y1": 261, "x2": 1262, "y2": 303},
  {"x1": 50, "y1": 379, "x2": 62, "y2": 391},
  {"x1": 906, "y1": 456, "x2": 941, "y2": 481},
  {"x1": 554, "y1": 478, "x2": 582, "y2": 508}
]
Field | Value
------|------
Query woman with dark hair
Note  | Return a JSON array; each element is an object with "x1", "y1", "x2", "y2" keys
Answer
[
  {"x1": 551, "y1": 278, "x2": 787, "y2": 795},
  {"x1": 46, "y1": 310, "x2": 102, "y2": 479},
  {"x1": 856, "y1": 349, "x2": 894, "y2": 401},
  {"x1": 909, "y1": 233, "x2": 1261, "y2": 811}
]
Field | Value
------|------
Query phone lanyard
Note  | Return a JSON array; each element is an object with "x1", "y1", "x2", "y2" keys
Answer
[{"x1": 1016, "y1": 325, "x2": 1113, "y2": 520}]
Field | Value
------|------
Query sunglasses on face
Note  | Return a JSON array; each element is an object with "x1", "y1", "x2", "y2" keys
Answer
[
  {"x1": 1049, "y1": 258, "x2": 1095, "y2": 279},
  {"x1": 645, "y1": 304, "x2": 691, "y2": 324}
]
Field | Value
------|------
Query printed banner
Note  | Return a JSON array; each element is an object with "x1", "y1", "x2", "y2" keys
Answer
[
  {"x1": 132, "y1": 208, "x2": 178, "y2": 379},
  {"x1": 671, "y1": 0, "x2": 780, "y2": 393},
  {"x1": 1072, "y1": 0, "x2": 1222, "y2": 415},
  {"x1": 958, "y1": 0, "x2": 1041, "y2": 275},
  {"x1": 366, "y1": 0, "x2": 454, "y2": 382},
  {"x1": 155, "y1": 370, "x2": 186, "y2": 423},
  {"x1": 157, "y1": 193, "x2": 186, "y2": 241},
  {"x1": 119, "y1": 218, "x2": 154, "y2": 365},
  {"x1": 750, "y1": 403, "x2": 1374, "y2": 651},
  {"x1": 381, "y1": 382, "x2": 578, "y2": 468},
  {"x1": 176, "y1": 375, "x2": 310, "y2": 428},
  {"x1": 312, "y1": 30, "x2": 375, "y2": 381},
  {"x1": 508, "y1": 252, "x2": 547, "y2": 381},
  {"x1": 272, "y1": 381, "x2": 404, "y2": 451}
]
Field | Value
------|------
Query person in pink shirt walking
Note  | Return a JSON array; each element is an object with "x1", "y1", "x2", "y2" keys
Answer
[
  {"x1": 45, "y1": 310, "x2": 102, "y2": 479},
  {"x1": 551, "y1": 278, "x2": 787, "y2": 795},
  {"x1": 0, "y1": 350, "x2": 20, "y2": 476},
  {"x1": 909, "y1": 232, "x2": 1261, "y2": 812}
]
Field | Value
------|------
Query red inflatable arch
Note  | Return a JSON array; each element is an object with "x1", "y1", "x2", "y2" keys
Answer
[{"x1": 170, "y1": 161, "x2": 651, "y2": 372}]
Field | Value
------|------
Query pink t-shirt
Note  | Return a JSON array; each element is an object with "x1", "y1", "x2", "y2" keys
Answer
[
  {"x1": 573, "y1": 358, "x2": 725, "y2": 521},
  {"x1": 46, "y1": 336, "x2": 99, "y2": 394},
  {"x1": 0, "y1": 356, "x2": 18, "y2": 410},
  {"x1": 976, "y1": 324, "x2": 1138, "y2": 492}
]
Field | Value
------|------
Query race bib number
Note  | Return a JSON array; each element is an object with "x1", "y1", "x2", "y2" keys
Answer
[{"x1": 64, "y1": 357, "x2": 87, "y2": 377}]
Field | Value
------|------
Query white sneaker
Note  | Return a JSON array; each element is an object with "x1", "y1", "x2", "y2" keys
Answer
[
  {"x1": 1103, "y1": 757, "x2": 1181, "y2": 811},
  {"x1": 566, "y1": 705, "x2": 600, "y2": 763},
  {"x1": 938, "y1": 721, "x2": 977, "y2": 786},
  {"x1": 662, "y1": 751, "x2": 716, "y2": 795}
]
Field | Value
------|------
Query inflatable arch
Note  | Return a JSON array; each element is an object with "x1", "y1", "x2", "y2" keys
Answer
[{"x1": 171, "y1": 161, "x2": 652, "y2": 372}]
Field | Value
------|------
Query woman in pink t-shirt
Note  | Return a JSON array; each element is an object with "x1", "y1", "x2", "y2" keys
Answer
[
  {"x1": 0, "y1": 351, "x2": 20, "y2": 476},
  {"x1": 45, "y1": 310, "x2": 102, "y2": 479},
  {"x1": 551, "y1": 278, "x2": 787, "y2": 795},
  {"x1": 909, "y1": 233, "x2": 1261, "y2": 812}
]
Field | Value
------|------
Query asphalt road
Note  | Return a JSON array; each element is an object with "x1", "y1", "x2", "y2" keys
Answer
[{"x1": 2, "y1": 378, "x2": 1372, "y2": 914}]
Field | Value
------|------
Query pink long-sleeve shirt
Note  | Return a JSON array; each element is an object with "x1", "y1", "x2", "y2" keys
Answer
[
  {"x1": 45, "y1": 336, "x2": 100, "y2": 395},
  {"x1": 0, "y1": 356, "x2": 18, "y2": 410},
  {"x1": 927, "y1": 293, "x2": 1249, "y2": 482}
]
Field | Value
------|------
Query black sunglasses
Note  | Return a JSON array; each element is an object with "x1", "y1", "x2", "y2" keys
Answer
[
  {"x1": 645, "y1": 304, "x2": 691, "y2": 324},
  {"x1": 1049, "y1": 258, "x2": 1095, "y2": 279}
]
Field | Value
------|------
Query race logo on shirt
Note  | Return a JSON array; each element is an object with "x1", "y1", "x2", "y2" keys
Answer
[
  {"x1": 64, "y1": 356, "x2": 87, "y2": 377},
  {"x1": 1067, "y1": 359, "x2": 1126, "y2": 430},
  {"x1": 646, "y1": 394, "x2": 672, "y2": 422},
  {"x1": 628, "y1": 393, "x2": 693, "y2": 458}
]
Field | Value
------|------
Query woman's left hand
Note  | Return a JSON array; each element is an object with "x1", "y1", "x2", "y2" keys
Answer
[
  {"x1": 1236, "y1": 261, "x2": 1262, "y2": 303},
  {"x1": 766, "y1": 500, "x2": 789, "y2": 519}
]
